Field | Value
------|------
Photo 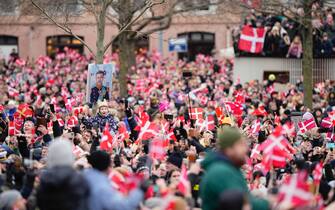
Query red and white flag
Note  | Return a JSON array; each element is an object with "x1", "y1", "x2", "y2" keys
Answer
[
  {"x1": 206, "y1": 115, "x2": 215, "y2": 131},
  {"x1": 100, "y1": 123, "x2": 114, "y2": 151},
  {"x1": 238, "y1": 25, "x2": 266, "y2": 53},
  {"x1": 283, "y1": 122, "x2": 296, "y2": 137},
  {"x1": 177, "y1": 164, "x2": 190, "y2": 196},
  {"x1": 298, "y1": 118, "x2": 317, "y2": 134},
  {"x1": 64, "y1": 97, "x2": 76, "y2": 112},
  {"x1": 116, "y1": 122, "x2": 129, "y2": 143},
  {"x1": 278, "y1": 172, "x2": 312, "y2": 207},
  {"x1": 250, "y1": 144, "x2": 261, "y2": 160},
  {"x1": 8, "y1": 121, "x2": 19, "y2": 136},
  {"x1": 189, "y1": 108, "x2": 204, "y2": 120},
  {"x1": 326, "y1": 131, "x2": 335, "y2": 141},
  {"x1": 195, "y1": 119, "x2": 207, "y2": 132},
  {"x1": 8, "y1": 86, "x2": 20, "y2": 97},
  {"x1": 198, "y1": 94, "x2": 208, "y2": 106},
  {"x1": 313, "y1": 162, "x2": 323, "y2": 184},
  {"x1": 224, "y1": 101, "x2": 243, "y2": 116},
  {"x1": 73, "y1": 106, "x2": 84, "y2": 116},
  {"x1": 321, "y1": 117, "x2": 334, "y2": 128},
  {"x1": 149, "y1": 138, "x2": 166, "y2": 161},
  {"x1": 137, "y1": 121, "x2": 159, "y2": 142},
  {"x1": 250, "y1": 119, "x2": 261, "y2": 134},
  {"x1": 67, "y1": 116, "x2": 78, "y2": 128}
]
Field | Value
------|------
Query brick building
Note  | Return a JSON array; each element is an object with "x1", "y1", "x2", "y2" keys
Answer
[{"x1": 0, "y1": 0, "x2": 240, "y2": 61}]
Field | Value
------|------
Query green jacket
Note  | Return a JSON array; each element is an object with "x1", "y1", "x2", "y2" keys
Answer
[{"x1": 200, "y1": 152, "x2": 270, "y2": 210}]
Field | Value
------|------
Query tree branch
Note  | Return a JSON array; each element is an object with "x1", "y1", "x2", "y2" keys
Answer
[
  {"x1": 102, "y1": 0, "x2": 165, "y2": 53},
  {"x1": 31, "y1": 0, "x2": 95, "y2": 57}
]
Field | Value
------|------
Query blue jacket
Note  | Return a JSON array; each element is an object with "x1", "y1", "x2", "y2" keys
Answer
[{"x1": 83, "y1": 169, "x2": 143, "y2": 210}]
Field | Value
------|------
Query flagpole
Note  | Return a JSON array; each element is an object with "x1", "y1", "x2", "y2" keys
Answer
[{"x1": 187, "y1": 92, "x2": 194, "y2": 128}]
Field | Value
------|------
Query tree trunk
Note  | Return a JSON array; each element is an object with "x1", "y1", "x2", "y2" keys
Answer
[
  {"x1": 119, "y1": 32, "x2": 136, "y2": 97},
  {"x1": 302, "y1": 0, "x2": 313, "y2": 109},
  {"x1": 96, "y1": 5, "x2": 106, "y2": 64}
]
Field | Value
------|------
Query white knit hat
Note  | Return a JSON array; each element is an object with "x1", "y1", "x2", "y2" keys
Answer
[{"x1": 47, "y1": 138, "x2": 75, "y2": 168}]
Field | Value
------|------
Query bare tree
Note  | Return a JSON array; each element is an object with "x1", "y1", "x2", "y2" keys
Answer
[
  {"x1": 241, "y1": 0, "x2": 335, "y2": 109},
  {"x1": 107, "y1": 0, "x2": 235, "y2": 96},
  {"x1": 29, "y1": 0, "x2": 235, "y2": 97}
]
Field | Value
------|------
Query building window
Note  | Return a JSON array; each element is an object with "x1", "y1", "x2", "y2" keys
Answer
[
  {"x1": 177, "y1": 32, "x2": 215, "y2": 61},
  {"x1": 44, "y1": 0, "x2": 82, "y2": 15},
  {"x1": 46, "y1": 35, "x2": 84, "y2": 57},
  {"x1": 176, "y1": 0, "x2": 217, "y2": 15},
  {"x1": 0, "y1": 0, "x2": 19, "y2": 15},
  {"x1": 0, "y1": 35, "x2": 19, "y2": 60}
]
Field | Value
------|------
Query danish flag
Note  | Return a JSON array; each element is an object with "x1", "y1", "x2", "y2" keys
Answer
[
  {"x1": 260, "y1": 131, "x2": 295, "y2": 156},
  {"x1": 313, "y1": 162, "x2": 323, "y2": 184},
  {"x1": 64, "y1": 97, "x2": 76, "y2": 112},
  {"x1": 8, "y1": 121, "x2": 19, "y2": 136},
  {"x1": 321, "y1": 113, "x2": 335, "y2": 128},
  {"x1": 206, "y1": 115, "x2": 215, "y2": 131},
  {"x1": 234, "y1": 91, "x2": 245, "y2": 104},
  {"x1": 278, "y1": 172, "x2": 312, "y2": 207},
  {"x1": 100, "y1": 123, "x2": 114, "y2": 151},
  {"x1": 189, "y1": 108, "x2": 204, "y2": 120},
  {"x1": 298, "y1": 118, "x2": 317, "y2": 134},
  {"x1": 116, "y1": 122, "x2": 129, "y2": 142},
  {"x1": 238, "y1": 25, "x2": 266, "y2": 53},
  {"x1": 137, "y1": 121, "x2": 159, "y2": 141},
  {"x1": 215, "y1": 107, "x2": 225, "y2": 122},
  {"x1": 321, "y1": 117, "x2": 333, "y2": 128},
  {"x1": 149, "y1": 137, "x2": 166, "y2": 161},
  {"x1": 250, "y1": 119, "x2": 261, "y2": 134},
  {"x1": 250, "y1": 144, "x2": 261, "y2": 160},
  {"x1": 260, "y1": 126, "x2": 295, "y2": 170},
  {"x1": 67, "y1": 116, "x2": 78, "y2": 128},
  {"x1": 195, "y1": 119, "x2": 208, "y2": 132},
  {"x1": 198, "y1": 94, "x2": 208, "y2": 106},
  {"x1": 73, "y1": 106, "x2": 84, "y2": 116},
  {"x1": 326, "y1": 132, "x2": 335, "y2": 141},
  {"x1": 224, "y1": 101, "x2": 243, "y2": 116},
  {"x1": 283, "y1": 122, "x2": 296, "y2": 137}
]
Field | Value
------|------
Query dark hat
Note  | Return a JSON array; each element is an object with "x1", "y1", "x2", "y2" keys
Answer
[
  {"x1": 217, "y1": 127, "x2": 242, "y2": 150},
  {"x1": 167, "y1": 152, "x2": 183, "y2": 169},
  {"x1": 136, "y1": 161, "x2": 150, "y2": 173},
  {"x1": 284, "y1": 109, "x2": 291, "y2": 116},
  {"x1": 87, "y1": 151, "x2": 111, "y2": 171}
]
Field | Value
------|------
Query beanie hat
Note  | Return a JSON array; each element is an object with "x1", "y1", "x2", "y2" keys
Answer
[
  {"x1": 87, "y1": 150, "x2": 111, "y2": 171},
  {"x1": 47, "y1": 138, "x2": 75, "y2": 168},
  {"x1": 167, "y1": 152, "x2": 183, "y2": 169},
  {"x1": 136, "y1": 156, "x2": 150, "y2": 173},
  {"x1": 0, "y1": 190, "x2": 22, "y2": 210},
  {"x1": 217, "y1": 127, "x2": 242, "y2": 150}
]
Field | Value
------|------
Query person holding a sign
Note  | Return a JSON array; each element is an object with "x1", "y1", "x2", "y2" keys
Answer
[{"x1": 90, "y1": 71, "x2": 109, "y2": 104}]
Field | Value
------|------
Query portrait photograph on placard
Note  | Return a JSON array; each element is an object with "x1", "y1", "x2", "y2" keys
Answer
[{"x1": 86, "y1": 63, "x2": 114, "y2": 105}]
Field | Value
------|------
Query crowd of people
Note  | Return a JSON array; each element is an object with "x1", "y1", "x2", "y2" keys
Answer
[
  {"x1": 0, "y1": 46, "x2": 335, "y2": 210},
  {"x1": 233, "y1": 2, "x2": 335, "y2": 58}
]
